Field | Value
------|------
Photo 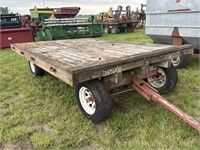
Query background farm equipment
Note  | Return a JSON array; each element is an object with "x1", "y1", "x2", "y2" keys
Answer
[
  {"x1": 0, "y1": 13, "x2": 22, "y2": 29},
  {"x1": 132, "y1": 4, "x2": 146, "y2": 28},
  {"x1": 97, "y1": 5, "x2": 138, "y2": 34},
  {"x1": 0, "y1": 6, "x2": 103, "y2": 48},
  {"x1": 0, "y1": 13, "x2": 33, "y2": 49},
  {"x1": 29, "y1": 6, "x2": 80, "y2": 25},
  {"x1": 35, "y1": 16, "x2": 104, "y2": 41}
]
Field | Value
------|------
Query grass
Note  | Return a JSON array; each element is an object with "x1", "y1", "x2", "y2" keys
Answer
[
  {"x1": 100, "y1": 29, "x2": 153, "y2": 43},
  {"x1": 0, "y1": 29, "x2": 200, "y2": 149}
]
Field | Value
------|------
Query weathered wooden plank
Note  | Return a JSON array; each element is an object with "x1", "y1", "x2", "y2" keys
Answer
[
  {"x1": 11, "y1": 39, "x2": 193, "y2": 86},
  {"x1": 11, "y1": 46, "x2": 74, "y2": 86},
  {"x1": 72, "y1": 49, "x2": 193, "y2": 84},
  {"x1": 70, "y1": 45, "x2": 193, "y2": 73}
]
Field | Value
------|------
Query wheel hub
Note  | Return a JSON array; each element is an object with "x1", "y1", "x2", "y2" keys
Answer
[
  {"x1": 147, "y1": 68, "x2": 166, "y2": 88},
  {"x1": 79, "y1": 87, "x2": 96, "y2": 115},
  {"x1": 171, "y1": 57, "x2": 180, "y2": 67},
  {"x1": 29, "y1": 62, "x2": 36, "y2": 73}
]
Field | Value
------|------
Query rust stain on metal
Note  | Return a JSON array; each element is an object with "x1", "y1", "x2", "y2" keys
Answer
[
  {"x1": 136, "y1": 70, "x2": 158, "y2": 79},
  {"x1": 132, "y1": 79, "x2": 200, "y2": 132},
  {"x1": 191, "y1": 54, "x2": 200, "y2": 58},
  {"x1": 176, "y1": 0, "x2": 180, "y2": 3},
  {"x1": 107, "y1": 77, "x2": 133, "y2": 89},
  {"x1": 111, "y1": 88, "x2": 134, "y2": 96},
  {"x1": 172, "y1": 27, "x2": 183, "y2": 46}
]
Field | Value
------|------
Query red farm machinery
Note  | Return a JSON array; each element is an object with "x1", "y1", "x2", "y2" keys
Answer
[
  {"x1": 1, "y1": 6, "x2": 96, "y2": 49},
  {"x1": 0, "y1": 13, "x2": 34, "y2": 49}
]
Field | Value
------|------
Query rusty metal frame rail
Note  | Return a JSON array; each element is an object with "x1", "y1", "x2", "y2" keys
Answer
[
  {"x1": 191, "y1": 54, "x2": 200, "y2": 59},
  {"x1": 132, "y1": 80, "x2": 200, "y2": 132}
]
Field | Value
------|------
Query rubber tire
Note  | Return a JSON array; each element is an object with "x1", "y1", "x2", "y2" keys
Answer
[
  {"x1": 111, "y1": 26, "x2": 118, "y2": 34},
  {"x1": 29, "y1": 61, "x2": 44, "y2": 76},
  {"x1": 104, "y1": 26, "x2": 110, "y2": 34},
  {"x1": 146, "y1": 66, "x2": 178, "y2": 94},
  {"x1": 75, "y1": 80, "x2": 112, "y2": 122},
  {"x1": 127, "y1": 27, "x2": 134, "y2": 32},
  {"x1": 171, "y1": 55, "x2": 190, "y2": 68},
  {"x1": 119, "y1": 28, "x2": 126, "y2": 33}
]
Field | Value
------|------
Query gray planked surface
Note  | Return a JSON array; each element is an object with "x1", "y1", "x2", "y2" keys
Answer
[{"x1": 11, "y1": 38, "x2": 193, "y2": 85}]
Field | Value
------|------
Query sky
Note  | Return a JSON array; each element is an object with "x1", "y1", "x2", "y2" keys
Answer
[{"x1": 1, "y1": 0, "x2": 146, "y2": 15}]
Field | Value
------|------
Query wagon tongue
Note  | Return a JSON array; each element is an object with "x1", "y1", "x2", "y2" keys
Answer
[{"x1": 132, "y1": 80, "x2": 200, "y2": 132}]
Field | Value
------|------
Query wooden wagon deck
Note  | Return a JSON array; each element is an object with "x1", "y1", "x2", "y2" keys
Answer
[{"x1": 11, "y1": 39, "x2": 193, "y2": 86}]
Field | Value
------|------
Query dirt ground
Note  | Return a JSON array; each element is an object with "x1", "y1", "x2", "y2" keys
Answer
[{"x1": 2, "y1": 139, "x2": 34, "y2": 150}]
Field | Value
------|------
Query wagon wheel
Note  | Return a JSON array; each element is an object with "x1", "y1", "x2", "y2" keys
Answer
[
  {"x1": 104, "y1": 25, "x2": 110, "y2": 34},
  {"x1": 29, "y1": 61, "x2": 44, "y2": 76},
  {"x1": 75, "y1": 80, "x2": 112, "y2": 122},
  {"x1": 111, "y1": 26, "x2": 118, "y2": 34},
  {"x1": 171, "y1": 55, "x2": 190, "y2": 68},
  {"x1": 146, "y1": 65, "x2": 178, "y2": 94}
]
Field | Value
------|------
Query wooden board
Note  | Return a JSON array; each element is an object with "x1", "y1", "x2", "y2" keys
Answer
[{"x1": 11, "y1": 39, "x2": 193, "y2": 86}]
